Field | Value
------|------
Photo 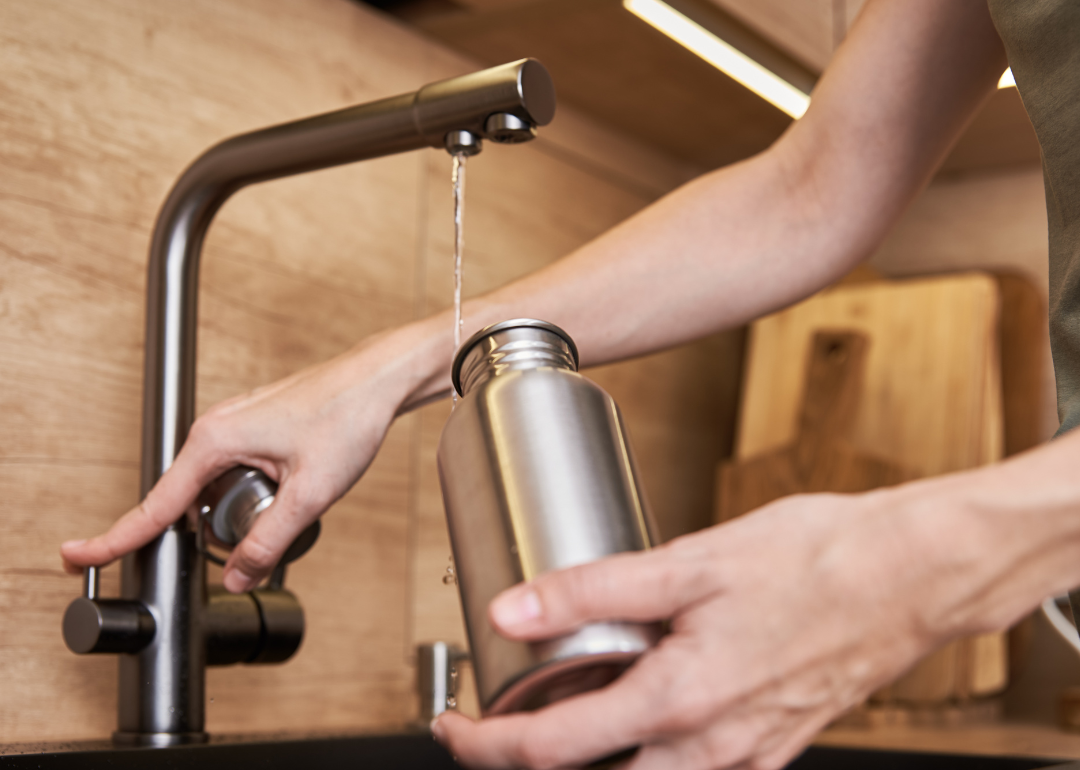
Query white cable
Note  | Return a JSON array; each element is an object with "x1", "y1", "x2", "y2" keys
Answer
[{"x1": 1042, "y1": 596, "x2": 1080, "y2": 656}]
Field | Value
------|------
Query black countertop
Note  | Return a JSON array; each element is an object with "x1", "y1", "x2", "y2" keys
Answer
[{"x1": 0, "y1": 733, "x2": 1073, "y2": 770}]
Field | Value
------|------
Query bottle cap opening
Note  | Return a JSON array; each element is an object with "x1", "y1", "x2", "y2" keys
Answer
[{"x1": 451, "y1": 318, "x2": 579, "y2": 397}]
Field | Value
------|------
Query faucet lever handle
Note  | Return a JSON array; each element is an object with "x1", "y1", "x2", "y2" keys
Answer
[
  {"x1": 268, "y1": 562, "x2": 287, "y2": 591},
  {"x1": 63, "y1": 566, "x2": 155, "y2": 655},
  {"x1": 83, "y1": 565, "x2": 99, "y2": 600}
]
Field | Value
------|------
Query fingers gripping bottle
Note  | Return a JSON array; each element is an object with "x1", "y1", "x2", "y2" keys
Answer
[{"x1": 437, "y1": 319, "x2": 661, "y2": 715}]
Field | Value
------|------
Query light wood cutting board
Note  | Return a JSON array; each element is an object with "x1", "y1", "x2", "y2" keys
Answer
[
  {"x1": 718, "y1": 330, "x2": 912, "y2": 520},
  {"x1": 719, "y1": 272, "x2": 1006, "y2": 703}
]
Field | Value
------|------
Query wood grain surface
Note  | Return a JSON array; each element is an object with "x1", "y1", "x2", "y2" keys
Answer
[
  {"x1": 718, "y1": 331, "x2": 911, "y2": 521},
  {"x1": 735, "y1": 274, "x2": 1003, "y2": 476}
]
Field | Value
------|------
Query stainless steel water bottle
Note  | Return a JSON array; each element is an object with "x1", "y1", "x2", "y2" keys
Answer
[{"x1": 437, "y1": 318, "x2": 661, "y2": 715}]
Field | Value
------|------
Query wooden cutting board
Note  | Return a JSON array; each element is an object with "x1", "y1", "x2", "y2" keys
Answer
[
  {"x1": 719, "y1": 272, "x2": 1007, "y2": 703},
  {"x1": 718, "y1": 330, "x2": 912, "y2": 519}
]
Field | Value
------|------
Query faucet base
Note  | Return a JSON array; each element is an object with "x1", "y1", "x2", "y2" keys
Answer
[{"x1": 113, "y1": 730, "x2": 209, "y2": 747}]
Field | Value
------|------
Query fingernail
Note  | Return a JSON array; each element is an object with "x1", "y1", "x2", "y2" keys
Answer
[
  {"x1": 490, "y1": 586, "x2": 542, "y2": 630},
  {"x1": 224, "y1": 569, "x2": 254, "y2": 593},
  {"x1": 61, "y1": 539, "x2": 87, "y2": 551},
  {"x1": 430, "y1": 716, "x2": 446, "y2": 742}
]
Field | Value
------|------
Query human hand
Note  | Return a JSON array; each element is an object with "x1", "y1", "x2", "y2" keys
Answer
[
  {"x1": 433, "y1": 491, "x2": 952, "y2": 770},
  {"x1": 60, "y1": 326, "x2": 447, "y2": 592}
]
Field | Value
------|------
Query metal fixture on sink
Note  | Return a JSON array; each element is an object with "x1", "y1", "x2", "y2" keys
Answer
[
  {"x1": 416, "y1": 641, "x2": 471, "y2": 724},
  {"x1": 61, "y1": 58, "x2": 556, "y2": 747}
]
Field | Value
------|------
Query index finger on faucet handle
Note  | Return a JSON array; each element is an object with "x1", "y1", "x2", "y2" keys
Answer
[
  {"x1": 58, "y1": 443, "x2": 224, "y2": 570},
  {"x1": 59, "y1": 490, "x2": 187, "y2": 571},
  {"x1": 61, "y1": 548, "x2": 88, "y2": 575}
]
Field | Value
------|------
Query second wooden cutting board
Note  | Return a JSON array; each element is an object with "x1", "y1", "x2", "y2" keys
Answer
[
  {"x1": 718, "y1": 329, "x2": 912, "y2": 519},
  {"x1": 719, "y1": 272, "x2": 1006, "y2": 704}
]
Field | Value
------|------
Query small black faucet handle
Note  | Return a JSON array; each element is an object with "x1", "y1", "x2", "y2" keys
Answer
[
  {"x1": 63, "y1": 568, "x2": 155, "y2": 655},
  {"x1": 205, "y1": 586, "x2": 304, "y2": 667}
]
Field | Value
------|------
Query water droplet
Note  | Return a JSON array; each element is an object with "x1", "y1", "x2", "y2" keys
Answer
[
  {"x1": 446, "y1": 696, "x2": 457, "y2": 709},
  {"x1": 443, "y1": 560, "x2": 457, "y2": 585}
]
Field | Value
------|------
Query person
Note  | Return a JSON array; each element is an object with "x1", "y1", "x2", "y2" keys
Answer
[{"x1": 60, "y1": 0, "x2": 1080, "y2": 767}]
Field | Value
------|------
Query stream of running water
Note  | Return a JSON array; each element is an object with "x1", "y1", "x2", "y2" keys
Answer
[{"x1": 451, "y1": 153, "x2": 467, "y2": 407}]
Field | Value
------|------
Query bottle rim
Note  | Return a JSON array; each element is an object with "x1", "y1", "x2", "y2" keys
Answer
[{"x1": 451, "y1": 318, "x2": 579, "y2": 396}]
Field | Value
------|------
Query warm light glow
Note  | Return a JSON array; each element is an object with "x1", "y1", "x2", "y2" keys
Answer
[
  {"x1": 998, "y1": 68, "x2": 1015, "y2": 89},
  {"x1": 623, "y1": 0, "x2": 810, "y2": 119}
]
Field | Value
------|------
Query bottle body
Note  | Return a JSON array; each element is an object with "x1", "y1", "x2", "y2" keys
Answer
[{"x1": 437, "y1": 319, "x2": 659, "y2": 715}]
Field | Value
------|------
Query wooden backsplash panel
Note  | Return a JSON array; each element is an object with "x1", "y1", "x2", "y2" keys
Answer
[
  {"x1": 0, "y1": 202, "x2": 145, "y2": 464},
  {"x1": 195, "y1": 161, "x2": 422, "y2": 411},
  {"x1": 0, "y1": 466, "x2": 129, "y2": 741},
  {"x1": 0, "y1": 0, "x2": 437, "y2": 742},
  {"x1": 0, "y1": 0, "x2": 739, "y2": 745}
]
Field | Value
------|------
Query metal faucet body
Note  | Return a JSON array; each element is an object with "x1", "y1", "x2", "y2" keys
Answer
[{"x1": 64, "y1": 59, "x2": 555, "y2": 746}]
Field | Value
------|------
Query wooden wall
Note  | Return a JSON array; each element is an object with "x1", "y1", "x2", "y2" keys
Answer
[
  {"x1": 0, "y1": 0, "x2": 741, "y2": 745},
  {"x1": 869, "y1": 165, "x2": 1054, "y2": 440}
]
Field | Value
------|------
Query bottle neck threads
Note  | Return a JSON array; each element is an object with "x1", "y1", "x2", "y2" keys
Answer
[{"x1": 453, "y1": 319, "x2": 578, "y2": 397}]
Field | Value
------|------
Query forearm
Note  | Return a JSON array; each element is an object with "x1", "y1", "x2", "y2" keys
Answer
[
  {"x1": 386, "y1": 141, "x2": 891, "y2": 411},
  {"x1": 462, "y1": 148, "x2": 863, "y2": 367}
]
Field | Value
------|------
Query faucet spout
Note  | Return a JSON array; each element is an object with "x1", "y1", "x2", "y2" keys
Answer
[{"x1": 75, "y1": 58, "x2": 556, "y2": 746}]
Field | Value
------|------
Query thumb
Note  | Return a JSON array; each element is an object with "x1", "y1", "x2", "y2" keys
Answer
[
  {"x1": 488, "y1": 545, "x2": 710, "y2": 641},
  {"x1": 221, "y1": 479, "x2": 324, "y2": 592}
]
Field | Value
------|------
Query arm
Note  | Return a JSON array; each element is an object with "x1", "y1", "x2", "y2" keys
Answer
[
  {"x1": 434, "y1": 429, "x2": 1080, "y2": 770},
  {"x1": 61, "y1": 0, "x2": 1008, "y2": 594}
]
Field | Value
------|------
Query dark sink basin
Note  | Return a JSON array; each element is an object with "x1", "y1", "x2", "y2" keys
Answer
[
  {"x1": 789, "y1": 746, "x2": 1069, "y2": 770},
  {"x1": 0, "y1": 733, "x2": 456, "y2": 770},
  {"x1": 0, "y1": 733, "x2": 1072, "y2": 769}
]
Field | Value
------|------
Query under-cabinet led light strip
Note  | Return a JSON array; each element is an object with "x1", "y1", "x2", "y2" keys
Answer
[
  {"x1": 627, "y1": 0, "x2": 1016, "y2": 112},
  {"x1": 623, "y1": 0, "x2": 811, "y2": 119}
]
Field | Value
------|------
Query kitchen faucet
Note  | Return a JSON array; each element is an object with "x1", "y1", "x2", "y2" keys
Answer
[{"x1": 61, "y1": 59, "x2": 556, "y2": 747}]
